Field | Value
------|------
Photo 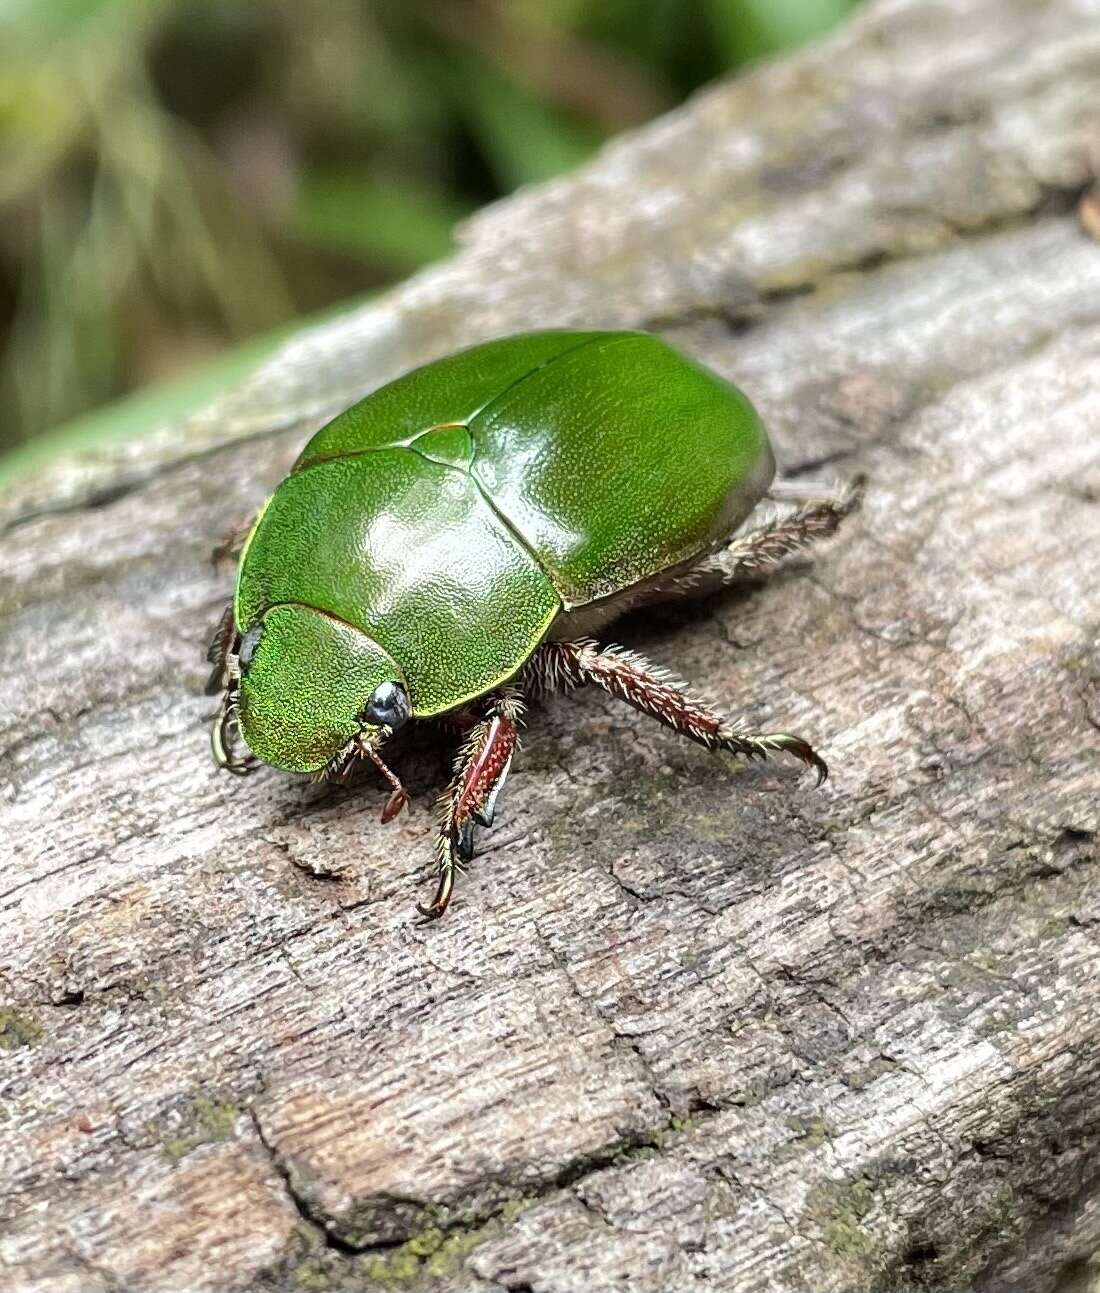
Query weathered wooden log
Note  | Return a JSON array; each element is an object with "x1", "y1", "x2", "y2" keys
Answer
[{"x1": 3, "y1": 1, "x2": 1100, "y2": 1289}]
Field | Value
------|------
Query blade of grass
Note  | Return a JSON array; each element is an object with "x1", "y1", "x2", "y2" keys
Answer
[
  {"x1": 0, "y1": 296, "x2": 368, "y2": 487},
  {"x1": 456, "y1": 54, "x2": 600, "y2": 190},
  {"x1": 292, "y1": 173, "x2": 470, "y2": 271},
  {"x1": 704, "y1": 0, "x2": 857, "y2": 65}
]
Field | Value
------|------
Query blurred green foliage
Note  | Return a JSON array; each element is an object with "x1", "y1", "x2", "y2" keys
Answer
[{"x1": 0, "y1": 0, "x2": 859, "y2": 463}]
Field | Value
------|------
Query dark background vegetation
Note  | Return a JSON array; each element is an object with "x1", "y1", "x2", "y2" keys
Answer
[{"x1": 0, "y1": 0, "x2": 860, "y2": 472}]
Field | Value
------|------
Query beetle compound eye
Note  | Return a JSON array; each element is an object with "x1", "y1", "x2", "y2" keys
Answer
[
  {"x1": 363, "y1": 681, "x2": 411, "y2": 731},
  {"x1": 238, "y1": 625, "x2": 264, "y2": 672}
]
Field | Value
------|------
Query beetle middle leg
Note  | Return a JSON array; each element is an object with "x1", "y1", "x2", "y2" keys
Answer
[
  {"x1": 526, "y1": 640, "x2": 827, "y2": 784},
  {"x1": 419, "y1": 687, "x2": 524, "y2": 921}
]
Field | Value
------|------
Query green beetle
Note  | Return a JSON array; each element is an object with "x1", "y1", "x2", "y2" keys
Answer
[{"x1": 207, "y1": 330, "x2": 860, "y2": 918}]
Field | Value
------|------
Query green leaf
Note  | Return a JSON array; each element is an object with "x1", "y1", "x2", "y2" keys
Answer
[{"x1": 0, "y1": 301, "x2": 364, "y2": 487}]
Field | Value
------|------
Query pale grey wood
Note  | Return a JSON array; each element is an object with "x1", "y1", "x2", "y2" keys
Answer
[{"x1": 2, "y1": 1, "x2": 1100, "y2": 1290}]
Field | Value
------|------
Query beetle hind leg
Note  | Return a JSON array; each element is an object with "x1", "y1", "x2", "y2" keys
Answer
[
  {"x1": 715, "y1": 472, "x2": 865, "y2": 583},
  {"x1": 526, "y1": 640, "x2": 827, "y2": 785},
  {"x1": 657, "y1": 474, "x2": 864, "y2": 601},
  {"x1": 419, "y1": 688, "x2": 524, "y2": 921}
]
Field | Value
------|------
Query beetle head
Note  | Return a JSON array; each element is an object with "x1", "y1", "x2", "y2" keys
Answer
[{"x1": 229, "y1": 604, "x2": 410, "y2": 775}]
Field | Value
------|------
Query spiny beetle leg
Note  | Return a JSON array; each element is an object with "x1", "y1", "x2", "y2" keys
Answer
[
  {"x1": 704, "y1": 473, "x2": 865, "y2": 585},
  {"x1": 204, "y1": 603, "x2": 236, "y2": 696},
  {"x1": 455, "y1": 817, "x2": 477, "y2": 861},
  {"x1": 528, "y1": 640, "x2": 828, "y2": 787},
  {"x1": 653, "y1": 475, "x2": 864, "y2": 601},
  {"x1": 418, "y1": 689, "x2": 523, "y2": 921}
]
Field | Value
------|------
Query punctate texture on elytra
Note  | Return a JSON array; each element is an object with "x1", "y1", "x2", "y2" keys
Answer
[{"x1": 234, "y1": 330, "x2": 774, "y2": 736}]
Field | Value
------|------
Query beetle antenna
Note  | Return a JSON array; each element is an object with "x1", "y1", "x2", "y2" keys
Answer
[
  {"x1": 326, "y1": 729, "x2": 410, "y2": 820},
  {"x1": 363, "y1": 740, "x2": 409, "y2": 822}
]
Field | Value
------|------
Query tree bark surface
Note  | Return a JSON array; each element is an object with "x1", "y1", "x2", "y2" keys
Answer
[{"x1": 3, "y1": 2, "x2": 1100, "y2": 1290}]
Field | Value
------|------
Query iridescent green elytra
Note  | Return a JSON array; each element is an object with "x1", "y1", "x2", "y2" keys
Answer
[
  {"x1": 233, "y1": 331, "x2": 772, "y2": 769},
  {"x1": 209, "y1": 329, "x2": 858, "y2": 919}
]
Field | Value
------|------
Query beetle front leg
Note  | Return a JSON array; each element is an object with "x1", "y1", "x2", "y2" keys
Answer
[
  {"x1": 204, "y1": 603, "x2": 237, "y2": 696},
  {"x1": 527, "y1": 641, "x2": 827, "y2": 784},
  {"x1": 419, "y1": 688, "x2": 524, "y2": 921}
]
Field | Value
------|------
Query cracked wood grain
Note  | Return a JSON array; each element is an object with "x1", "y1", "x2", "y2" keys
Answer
[{"x1": 2, "y1": 1, "x2": 1100, "y2": 1291}]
